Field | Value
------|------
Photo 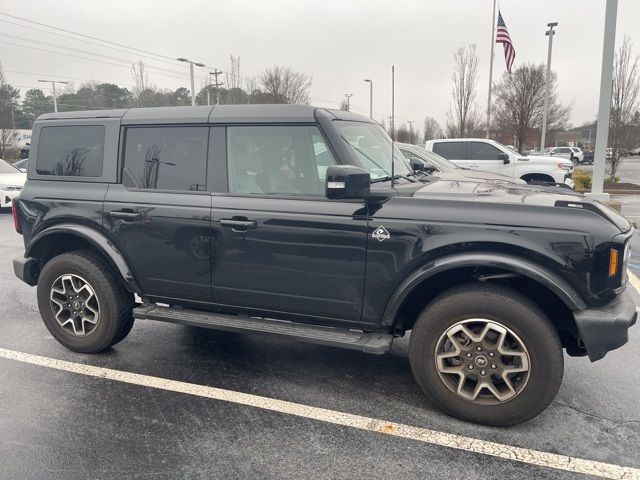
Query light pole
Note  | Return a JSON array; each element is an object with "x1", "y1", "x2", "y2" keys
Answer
[
  {"x1": 344, "y1": 93, "x2": 354, "y2": 111},
  {"x1": 38, "y1": 79, "x2": 69, "y2": 113},
  {"x1": 408, "y1": 120, "x2": 415, "y2": 143},
  {"x1": 589, "y1": 0, "x2": 618, "y2": 200},
  {"x1": 177, "y1": 57, "x2": 205, "y2": 106},
  {"x1": 364, "y1": 79, "x2": 373, "y2": 118},
  {"x1": 540, "y1": 22, "x2": 558, "y2": 151}
]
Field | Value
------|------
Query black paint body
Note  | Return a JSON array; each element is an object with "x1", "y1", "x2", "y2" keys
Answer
[{"x1": 13, "y1": 105, "x2": 636, "y2": 361}]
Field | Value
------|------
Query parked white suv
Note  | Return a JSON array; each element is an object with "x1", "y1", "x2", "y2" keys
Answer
[
  {"x1": 424, "y1": 138, "x2": 574, "y2": 188},
  {"x1": 545, "y1": 146, "x2": 584, "y2": 164},
  {"x1": 0, "y1": 159, "x2": 26, "y2": 208}
]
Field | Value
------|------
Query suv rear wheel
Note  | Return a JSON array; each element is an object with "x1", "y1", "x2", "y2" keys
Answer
[
  {"x1": 37, "y1": 251, "x2": 135, "y2": 353},
  {"x1": 409, "y1": 283, "x2": 563, "y2": 426}
]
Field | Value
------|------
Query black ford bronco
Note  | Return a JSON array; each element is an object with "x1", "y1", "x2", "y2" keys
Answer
[{"x1": 12, "y1": 105, "x2": 637, "y2": 426}]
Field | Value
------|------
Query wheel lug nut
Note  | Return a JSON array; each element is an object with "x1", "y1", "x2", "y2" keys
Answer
[
  {"x1": 476, "y1": 346, "x2": 482, "y2": 351},
  {"x1": 489, "y1": 352, "x2": 495, "y2": 357},
  {"x1": 491, "y1": 364, "x2": 497, "y2": 369},
  {"x1": 465, "y1": 353, "x2": 472, "y2": 358},
  {"x1": 468, "y1": 364, "x2": 474, "y2": 370},
  {"x1": 480, "y1": 370, "x2": 486, "y2": 376}
]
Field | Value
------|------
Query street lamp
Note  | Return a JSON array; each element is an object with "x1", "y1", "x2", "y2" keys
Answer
[
  {"x1": 37, "y1": 79, "x2": 69, "y2": 113},
  {"x1": 177, "y1": 57, "x2": 206, "y2": 106},
  {"x1": 364, "y1": 79, "x2": 373, "y2": 119},
  {"x1": 540, "y1": 22, "x2": 558, "y2": 150},
  {"x1": 344, "y1": 93, "x2": 354, "y2": 111}
]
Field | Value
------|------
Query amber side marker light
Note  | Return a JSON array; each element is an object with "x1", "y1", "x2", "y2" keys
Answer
[{"x1": 609, "y1": 249, "x2": 619, "y2": 277}]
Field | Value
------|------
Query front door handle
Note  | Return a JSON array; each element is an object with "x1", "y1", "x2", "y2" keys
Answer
[
  {"x1": 468, "y1": 163, "x2": 479, "y2": 168},
  {"x1": 220, "y1": 218, "x2": 257, "y2": 232},
  {"x1": 109, "y1": 210, "x2": 143, "y2": 221}
]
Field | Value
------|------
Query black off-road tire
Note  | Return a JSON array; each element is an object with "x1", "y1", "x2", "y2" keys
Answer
[
  {"x1": 37, "y1": 251, "x2": 135, "y2": 353},
  {"x1": 409, "y1": 283, "x2": 563, "y2": 426}
]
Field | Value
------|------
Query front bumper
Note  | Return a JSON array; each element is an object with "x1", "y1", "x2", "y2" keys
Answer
[
  {"x1": 573, "y1": 288, "x2": 637, "y2": 361},
  {"x1": 0, "y1": 190, "x2": 20, "y2": 208}
]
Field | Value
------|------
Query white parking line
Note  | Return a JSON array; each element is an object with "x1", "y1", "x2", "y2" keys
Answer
[
  {"x1": 0, "y1": 347, "x2": 638, "y2": 479},
  {"x1": 628, "y1": 269, "x2": 640, "y2": 294}
]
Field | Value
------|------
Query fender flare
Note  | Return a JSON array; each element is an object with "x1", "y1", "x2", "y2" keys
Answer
[
  {"x1": 25, "y1": 223, "x2": 141, "y2": 292},
  {"x1": 381, "y1": 252, "x2": 586, "y2": 326}
]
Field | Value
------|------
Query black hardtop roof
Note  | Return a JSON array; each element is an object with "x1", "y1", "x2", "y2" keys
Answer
[{"x1": 36, "y1": 104, "x2": 375, "y2": 125}]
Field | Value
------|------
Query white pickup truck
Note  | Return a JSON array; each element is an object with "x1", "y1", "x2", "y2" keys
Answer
[{"x1": 424, "y1": 138, "x2": 574, "y2": 188}]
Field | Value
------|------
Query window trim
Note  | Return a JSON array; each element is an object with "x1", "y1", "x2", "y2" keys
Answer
[
  {"x1": 119, "y1": 124, "x2": 211, "y2": 193},
  {"x1": 29, "y1": 118, "x2": 119, "y2": 183},
  {"x1": 223, "y1": 123, "x2": 338, "y2": 199}
]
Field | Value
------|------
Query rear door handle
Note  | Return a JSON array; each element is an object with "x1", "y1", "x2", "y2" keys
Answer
[
  {"x1": 220, "y1": 218, "x2": 257, "y2": 232},
  {"x1": 468, "y1": 163, "x2": 479, "y2": 168},
  {"x1": 109, "y1": 210, "x2": 143, "y2": 221}
]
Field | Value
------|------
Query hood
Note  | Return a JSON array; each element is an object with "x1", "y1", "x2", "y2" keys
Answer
[
  {"x1": 0, "y1": 172, "x2": 26, "y2": 187},
  {"x1": 437, "y1": 168, "x2": 526, "y2": 185},
  {"x1": 412, "y1": 178, "x2": 581, "y2": 207},
  {"x1": 521, "y1": 154, "x2": 572, "y2": 166},
  {"x1": 410, "y1": 178, "x2": 631, "y2": 231}
]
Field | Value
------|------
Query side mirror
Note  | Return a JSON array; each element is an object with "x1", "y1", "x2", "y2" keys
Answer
[
  {"x1": 325, "y1": 165, "x2": 370, "y2": 200},
  {"x1": 498, "y1": 153, "x2": 510, "y2": 164},
  {"x1": 409, "y1": 158, "x2": 425, "y2": 172},
  {"x1": 548, "y1": 151, "x2": 554, "y2": 156}
]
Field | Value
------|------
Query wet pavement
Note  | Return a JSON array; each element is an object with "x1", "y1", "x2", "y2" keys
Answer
[{"x1": 0, "y1": 211, "x2": 639, "y2": 479}]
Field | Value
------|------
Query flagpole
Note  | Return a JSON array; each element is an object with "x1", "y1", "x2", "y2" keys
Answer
[{"x1": 485, "y1": 0, "x2": 497, "y2": 139}]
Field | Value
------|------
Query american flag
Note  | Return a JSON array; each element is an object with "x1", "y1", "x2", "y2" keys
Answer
[{"x1": 496, "y1": 11, "x2": 515, "y2": 73}]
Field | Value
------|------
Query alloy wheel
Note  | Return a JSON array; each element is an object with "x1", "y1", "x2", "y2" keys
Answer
[
  {"x1": 434, "y1": 319, "x2": 530, "y2": 405},
  {"x1": 49, "y1": 274, "x2": 100, "y2": 336}
]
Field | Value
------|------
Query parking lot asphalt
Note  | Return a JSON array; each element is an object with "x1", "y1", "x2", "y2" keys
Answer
[{"x1": 1, "y1": 211, "x2": 639, "y2": 480}]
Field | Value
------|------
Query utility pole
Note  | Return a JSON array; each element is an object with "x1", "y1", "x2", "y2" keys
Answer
[
  {"x1": 210, "y1": 69, "x2": 223, "y2": 104},
  {"x1": 344, "y1": 93, "x2": 354, "y2": 111},
  {"x1": 540, "y1": 22, "x2": 558, "y2": 151},
  {"x1": 364, "y1": 79, "x2": 373, "y2": 118},
  {"x1": 589, "y1": 0, "x2": 618, "y2": 200},
  {"x1": 177, "y1": 57, "x2": 206, "y2": 106},
  {"x1": 408, "y1": 120, "x2": 415, "y2": 143},
  {"x1": 38, "y1": 79, "x2": 69, "y2": 113}
]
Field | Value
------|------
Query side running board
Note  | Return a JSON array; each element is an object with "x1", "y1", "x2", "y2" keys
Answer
[{"x1": 133, "y1": 304, "x2": 393, "y2": 355}]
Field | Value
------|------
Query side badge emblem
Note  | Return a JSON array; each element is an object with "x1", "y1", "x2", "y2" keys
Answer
[{"x1": 372, "y1": 225, "x2": 391, "y2": 242}]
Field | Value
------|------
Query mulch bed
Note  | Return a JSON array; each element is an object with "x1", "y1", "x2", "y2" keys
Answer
[{"x1": 602, "y1": 182, "x2": 640, "y2": 191}]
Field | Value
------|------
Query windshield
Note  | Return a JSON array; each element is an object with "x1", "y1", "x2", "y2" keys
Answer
[
  {"x1": 335, "y1": 121, "x2": 411, "y2": 179},
  {"x1": 0, "y1": 159, "x2": 19, "y2": 174}
]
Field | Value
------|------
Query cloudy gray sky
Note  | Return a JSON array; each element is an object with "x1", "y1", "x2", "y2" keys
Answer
[{"x1": 1, "y1": 0, "x2": 639, "y2": 130}]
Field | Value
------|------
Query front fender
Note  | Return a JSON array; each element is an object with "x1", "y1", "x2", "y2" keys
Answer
[
  {"x1": 381, "y1": 252, "x2": 586, "y2": 326},
  {"x1": 25, "y1": 223, "x2": 141, "y2": 292}
]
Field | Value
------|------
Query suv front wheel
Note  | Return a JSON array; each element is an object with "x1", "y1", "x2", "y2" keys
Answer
[
  {"x1": 409, "y1": 283, "x2": 563, "y2": 426},
  {"x1": 37, "y1": 251, "x2": 135, "y2": 353}
]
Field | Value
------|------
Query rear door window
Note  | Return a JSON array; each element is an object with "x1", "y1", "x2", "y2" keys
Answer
[
  {"x1": 433, "y1": 141, "x2": 464, "y2": 160},
  {"x1": 36, "y1": 125, "x2": 105, "y2": 177},
  {"x1": 122, "y1": 126, "x2": 209, "y2": 191}
]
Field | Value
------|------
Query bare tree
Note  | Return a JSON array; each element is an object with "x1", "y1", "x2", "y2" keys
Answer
[
  {"x1": 492, "y1": 63, "x2": 571, "y2": 153},
  {"x1": 0, "y1": 63, "x2": 18, "y2": 159},
  {"x1": 131, "y1": 61, "x2": 148, "y2": 107},
  {"x1": 225, "y1": 55, "x2": 245, "y2": 105},
  {"x1": 226, "y1": 55, "x2": 241, "y2": 90},
  {"x1": 259, "y1": 65, "x2": 312, "y2": 104},
  {"x1": 339, "y1": 98, "x2": 349, "y2": 111},
  {"x1": 423, "y1": 117, "x2": 441, "y2": 142},
  {"x1": 608, "y1": 36, "x2": 640, "y2": 181},
  {"x1": 446, "y1": 45, "x2": 483, "y2": 137}
]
